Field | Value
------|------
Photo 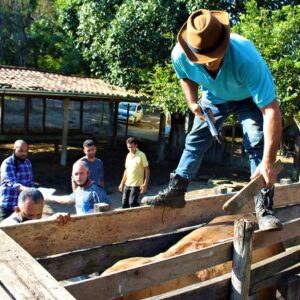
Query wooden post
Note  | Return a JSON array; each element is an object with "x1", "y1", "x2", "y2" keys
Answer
[
  {"x1": 0, "y1": 95, "x2": 4, "y2": 134},
  {"x1": 111, "y1": 101, "x2": 119, "y2": 147},
  {"x1": 294, "y1": 135, "x2": 300, "y2": 181},
  {"x1": 230, "y1": 219, "x2": 254, "y2": 300},
  {"x1": 24, "y1": 96, "x2": 30, "y2": 134},
  {"x1": 157, "y1": 111, "x2": 166, "y2": 162},
  {"x1": 80, "y1": 100, "x2": 83, "y2": 133},
  {"x1": 60, "y1": 98, "x2": 70, "y2": 166},
  {"x1": 125, "y1": 102, "x2": 129, "y2": 137},
  {"x1": 94, "y1": 203, "x2": 110, "y2": 212},
  {"x1": 42, "y1": 98, "x2": 47, "y2": 133},
  {"x1": 0, "y1": 229, "x2": 75, "y2": 299}
]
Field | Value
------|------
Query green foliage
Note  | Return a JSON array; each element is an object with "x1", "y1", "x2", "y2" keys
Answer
[
  {"x1": 146, "y1": 63, "x2": 188, "y2": 115},
  {"x1": 233, "y1": 1, "x2": 300, "y2": 118},
  {"x1": 0, "y1": 0, "x2": 87, "y2": 74}
]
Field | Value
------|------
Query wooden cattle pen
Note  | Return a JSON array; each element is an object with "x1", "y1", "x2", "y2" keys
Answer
[{"x1": 1, "y1": 182, "x2": 300, "y2": 299}]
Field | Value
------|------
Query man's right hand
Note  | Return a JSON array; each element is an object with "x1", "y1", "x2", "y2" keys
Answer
[
  {"x1": 190, "y1": 103, "x2": 204, "y2": 119},
  {"x1": 52, "y1": 213, "x2": 71, "y2": 225}
]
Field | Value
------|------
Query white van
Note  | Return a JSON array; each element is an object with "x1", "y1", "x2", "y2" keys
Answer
[{"x1": 118, "y1": 102, "x2": 143, "y2": 125}]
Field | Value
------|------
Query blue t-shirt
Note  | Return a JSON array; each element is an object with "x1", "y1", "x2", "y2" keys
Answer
[
  {"x1": 69, "y1": 182, "x2": 111, "y2": 215},
  {"x1": 80, "y1": 157, "x2": 104, "y2": 185},
  {"x1": 172, "y1": 33, "x2": 276, "y2": 108}
]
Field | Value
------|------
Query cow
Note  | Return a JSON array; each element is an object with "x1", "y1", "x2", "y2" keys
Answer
[{"x1": 101, "y1": 214, "x2": 284, "y2": 299}]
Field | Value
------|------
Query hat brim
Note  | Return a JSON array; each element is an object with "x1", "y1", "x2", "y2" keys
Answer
[{"x1": 178, "y1": 11, "x2": 230, "y2": 64}]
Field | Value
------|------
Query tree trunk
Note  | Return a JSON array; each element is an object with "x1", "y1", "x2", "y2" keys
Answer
[
  {"x1": 168, "y1": 113, "x2": 186, "y2": 160},
  {"x1": 157, "y1": 112, "x2": 166, "y2": 162}
]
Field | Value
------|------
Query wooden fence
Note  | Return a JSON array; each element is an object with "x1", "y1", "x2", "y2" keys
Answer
[{"x1": 1, "y1": 182, "x2": 300, "y2": 299}]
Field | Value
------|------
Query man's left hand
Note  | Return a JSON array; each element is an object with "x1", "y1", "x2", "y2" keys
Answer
[{"x1": 140, "y1": 184, "x2": 147, "y2": 194}]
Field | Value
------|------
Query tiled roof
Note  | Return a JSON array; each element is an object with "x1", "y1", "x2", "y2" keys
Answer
[{"x1": 0, "y1": 66, "x2": 144, "y2": 100}]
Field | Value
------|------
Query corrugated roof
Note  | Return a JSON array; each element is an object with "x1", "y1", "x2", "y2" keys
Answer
[{"x1": 0, "y1": 66, "x2": 144, "y2": 101}]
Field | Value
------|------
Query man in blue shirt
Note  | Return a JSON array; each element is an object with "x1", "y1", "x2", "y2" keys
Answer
[
  {"x1": 142, "y1": 9, "x2": 282, "y2": 231},
  {"x1": 46, "y1": 161, "x2": 111, "y2": 214},
  {"x1": 72, "y1": 139, "x2": 105, "y2": 191},
  {"x1": 0, "y1": 140, "x2": 34, "y2": 221}
]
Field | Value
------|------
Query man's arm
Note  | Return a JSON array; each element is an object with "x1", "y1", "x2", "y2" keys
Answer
[
  {"x1": 140, "y1": 167, "x2": 150, "y2": 193},
  {"x1": 251, "y1": 99, "x2": 282, "y2": 187},
  {"x1": 45, "y1": 195, "x2": 74, "y2": 205},
  {"x1": 180, "y1": 78, "x2": 205, "y2": 119},
  {"x1": 119, "y1": 170, "x2": 127, "y2": 192}
]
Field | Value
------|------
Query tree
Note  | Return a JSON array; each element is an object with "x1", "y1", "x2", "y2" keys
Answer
[
  {"x1": 0, "y1": 0, "x2": 87, "y2": 74},
  {"x1": 147, "y1": 63, "x2": 189, "y2": 159},
  {"x1": 233, "y1": 1, "x2": 300, "y2": 118}
]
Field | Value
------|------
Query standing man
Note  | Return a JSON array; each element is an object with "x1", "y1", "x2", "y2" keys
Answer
[
  {"x1": 0, "y1": 140, "x2": 34, "y2": 221},
  {"x1": 142, "y1": 9, "x2": 282, "y2": 231},
  {"x1": 47, "y1": 161, "x2": 111, "y2": 214},
  {"x1": 119, "y1": 137, "x2": 150, "y2": 208},
  {"x1": 0, "y1": 188, "x2": 70, "y2": 226},
  {"x1": 72, "y1": 139, "x2": 104, "y2": 191}
]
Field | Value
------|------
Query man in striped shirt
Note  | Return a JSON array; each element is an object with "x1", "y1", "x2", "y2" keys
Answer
[{"x1": 0, "y1": 140, "x2": 34, "y2": 221}]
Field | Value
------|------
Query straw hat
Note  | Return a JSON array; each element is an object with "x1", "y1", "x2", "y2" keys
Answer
[{"x1": 177, "y1": 9, "x2": 230, "y2": 64}]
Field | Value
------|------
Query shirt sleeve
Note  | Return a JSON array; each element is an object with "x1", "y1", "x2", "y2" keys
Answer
[
  {"x1": 69, "y1": 192, "x2": 76, "y2": 204},
  {"x1": 1, "y1": 160, "x2": 21, "y2": 190},
  {"x1": 171, "y1": 44, "x2": 188, "y2": 79},
  {"x1": 140, "y1": 153, "x2": 149, "y2": 168},
  {"x1": 240, "y1": 56, "x2": 276, "y2": 108},
  {"x1": 28, "y1": 161, "x2": 34, "y2": 187}
]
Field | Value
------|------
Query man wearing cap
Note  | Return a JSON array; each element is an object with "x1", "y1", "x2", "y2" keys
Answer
[{"x1": 142, "y1": 9, "x2": 282, "y2": 231}]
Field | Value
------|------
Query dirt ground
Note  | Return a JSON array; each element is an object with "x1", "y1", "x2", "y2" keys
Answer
[{"x1": 0, "y1": 141, "x2": 296, "y2": 217}]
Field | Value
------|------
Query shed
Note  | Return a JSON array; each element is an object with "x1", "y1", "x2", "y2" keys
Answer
[{"x1": 0, "y1": 66, "x2": 146, "y2": 165}]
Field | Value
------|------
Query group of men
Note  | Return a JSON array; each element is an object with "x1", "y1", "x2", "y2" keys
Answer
[
  {"x1": 0, "y1": 8, "x2": 283, "y2": 231},
  {"x1": 0, "y1": 139, "x2": 112, "y2": 225},
  {"x1": 0, "y1": 137, "x2": 150, "y2": 225}
]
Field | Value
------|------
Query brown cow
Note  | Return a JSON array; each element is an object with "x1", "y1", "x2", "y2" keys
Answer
[{"x1": 101, "y1": 214, "x2": 284, "y2": 299}]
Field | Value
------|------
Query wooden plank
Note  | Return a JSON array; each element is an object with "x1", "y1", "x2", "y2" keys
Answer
[
  {"x1": 39, "y1": 224, "x2": 205, "y2": 281},
  {"x1": 223, "y1": 159, "x2": 283, "y2": 212},
  {"x1": 41, "y1": 205, "x2": 300, "y2": 281},
  {"x1": 0, "y1": 284, "x2": 14, "y2": 300},
  {"x1": 278, "y1": 274, "x2": 300, "y2": 300},
  {"x1": 238, "y1": 181, "x2": 300, "y2": 214},
  {"x1": 0, "y1": 229, "x2": 75, "y2": 300},
  {"x1": 253, "y1": 217, "x2": 300, "y2": 250},
  {"x1": 65, "y1": 240, "x2": 233, "y2": 300},
  {"x1": 230, "y1": 220, "x2": 254, "y2": 300},
  {"x1": 1, "y1": 183, "x2": 300, "y2": 258},
  {"x1": 60, "y1": 97, "x2": 70, "y2": 166},
  {"x1": 64, "y1": 217, "x2": 300, "y2": 300},
  {"x1": 145, "y1": 253, "x2": 300, "y2": 300}
]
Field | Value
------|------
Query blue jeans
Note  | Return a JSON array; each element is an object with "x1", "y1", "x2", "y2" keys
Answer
[{"x1": 176, "y1": 98, "x2": 264, "y2": 180}]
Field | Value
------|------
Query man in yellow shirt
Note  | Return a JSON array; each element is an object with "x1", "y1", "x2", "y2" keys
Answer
[{"x1": 119, "y1": 137, "x2": 150, "y2": 208}]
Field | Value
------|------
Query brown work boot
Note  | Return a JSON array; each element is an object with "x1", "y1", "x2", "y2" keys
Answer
[
  {"x1": 254, "y1": 187, "x2": 282, "y2": 231},
  {"x1": 141, "y1": 173, "x2": 189, "y2": 208}
]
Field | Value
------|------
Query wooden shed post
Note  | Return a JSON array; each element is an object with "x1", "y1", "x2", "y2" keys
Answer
[
  {"x1": 60, "y1": 98, "x2": 70, "y2": 166},
  {"x1": 230, "y1": 219, "x2": 254, "y2": 300},
  {"x1": 24, "y1": 96, "x2": 30, "y2": 134},
  {"x1": 0, "y1": 95, "x2": 4, "y2": 134},
  {"x1": 42, "y1": 98, "x2": 47, "y2": 133},
  {"x1": 112, "y1": 101, "x2": 119, "y2": 147}
]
